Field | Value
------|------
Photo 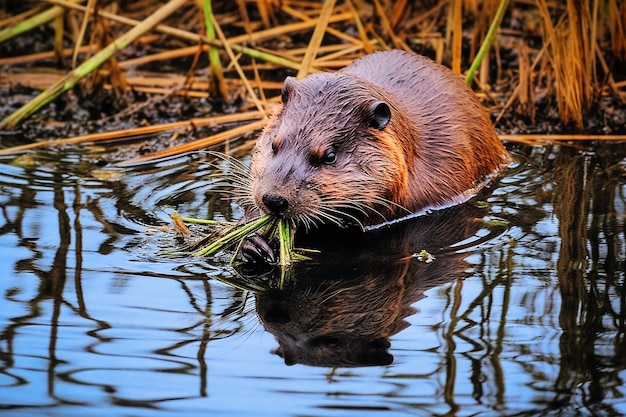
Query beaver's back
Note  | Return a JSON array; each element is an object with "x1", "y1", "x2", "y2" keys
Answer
[
  {"x1": 341, "y1": 50, "x2": 476, "y2": 123},
  {"x1": 342, "y1": 50, "x2": 509, "y2": 204}
]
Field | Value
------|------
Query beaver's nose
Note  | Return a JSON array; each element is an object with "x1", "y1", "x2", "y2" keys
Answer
[{"x1": 262, "y1": 193, "x2": 289, "y2": 214}]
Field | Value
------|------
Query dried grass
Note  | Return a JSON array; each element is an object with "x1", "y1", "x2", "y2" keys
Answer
[
  {"x1": 535, "y1": 0, "x2": 599, "y2": 128},
  {"x1": 0, "y1": 0, "x2": 624, "y2": 160}
]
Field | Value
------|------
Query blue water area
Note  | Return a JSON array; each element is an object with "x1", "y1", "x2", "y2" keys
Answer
[{"x1": 0, "y1": 142, "x2": 625, "y2": 416}]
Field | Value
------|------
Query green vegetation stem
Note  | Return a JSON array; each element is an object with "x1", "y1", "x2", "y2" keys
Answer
[{"x1": 465, "y1": 0, "x2": 510, "y2": 85}]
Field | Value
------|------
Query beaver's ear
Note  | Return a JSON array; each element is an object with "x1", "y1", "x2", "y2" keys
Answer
[
  {"x1": 369, "y1": 101, "x2": 391, "y2": 130},
  {"x1": 281, "y1": 76, "x2": 296, "y2": 104}
]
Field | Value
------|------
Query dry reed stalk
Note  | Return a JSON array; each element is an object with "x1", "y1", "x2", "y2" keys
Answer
[
  {"x1": 499, "y1": 134, "x2": 626, "y2": 145},
  {"x1": 313, "y1": 44, "x2": 368, "y2": 64},
  {"x1": 44, "y1": 0, "x2": 205, "y2": 43},
  {"x1": 402, "y1": 2, "x2": 447, "y2": 63},
  {"x1": 254, "y1": 0, "x2": 273, "y2": 28},
  {"x1": 248, "y1": 58, "x2": 270, "y2": 114},
  {"x1": 235, "y1": 1, "x2": 269, "y2": 117},
  {"x1": 120, "y1": 74, "x2": 282, "y2": 94},
  {"x1": 450, "y1": 0, "x2": 463, "y2": 74},
  {"x1": 346, "y1": 0, "x2": 374, "y2": 54},
  {"x1": 229, "y1": 79, "x2": 284, "y2": 91},
  {"x1": 494, "y1": 23, "x2": 551, "y2": 127},
  {"x1": 479, "y1": 49, "x2": 490, "y2": 87},
  {"x1": 211, "y1": 13, "x2": 268, "y2": 115},
  {"x1": 85, "y1": 5, "x2": 130, "y2": 98},
  {"x1": 180, "y1": 43, "x2": 204, "y2": 94},
  {"x1": 0, "y1": 5, "x2": 44, "y2": 27},
  {"x1": 118, "y1": 118, "x2": 268, "y2": 166},
  {"x1": 237, "y1": 0, "x2": 254, "y2": 36},
  {"x1": 226, "y1": 11, "x2": 353, "y2": 46},
  {"x1": 72, "y1": 0, "x2": 96, "y2": 68},
  {"x1": 53, "y1": 13, "x2": 64, "y2": 64},
  {"x1": 0, "y1": 111, "x2": 265, "y2": 156},
  {"x1": 535, "y1": 0, "x2": 597, "y2": 128},
  {"x1": 116, "y1": 86, "x2": 210, "y2": 97},
  {"x1": 119, "y1": 46, "x2": 204, "y2": 68},
  {"x1": 297, "y1": 0, "x2": 337, "y2": 78},
  {"x1": 70, "y1": 71, "x2": 216, "y2": 97},
  {"x1": 281, "y1": 3, "x2": 365, "y2": 48},
  {"x1": 404, "y1": 1, "x2": 446, "y2": 30},
  {"x1": 373, "y1": 0, "x2": 406, "y2": 50},
  {"x1": 595, "y1": 45, "x2": 625, "y2": 102},
  {"x1": 310, "y1": 58, "x2": 357, "y2": 69},
  {"x1": 0, "y1": 46, "x2": 98, "y2": 66},
  {"x1": 1, "y1": 72, "x2": 66, "y2": 90},
  {"x1": 274, "y1": 43, "x2": 355, "y2": 60},
  {"x1": 516, "y1": 41, "x2": 535, "y2": 121},
  {"x1": 389, "y1": 0, "x2": 408, "y2": 30},
  {"x1": 608, "y1": 0, "x2": 626, "y2": 59}
]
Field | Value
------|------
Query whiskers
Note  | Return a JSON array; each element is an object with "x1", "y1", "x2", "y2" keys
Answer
[
  {"x1": 197, "y1": 150, "x2": 255, "y2": 208},
  {"x1": 195, "y1": 151, "x2": 413, "y2": 232},
  {"x1": 293, "y1": 191, "x2": 412, "y2": 232}
]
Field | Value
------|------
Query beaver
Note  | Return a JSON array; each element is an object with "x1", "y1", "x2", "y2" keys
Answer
[{"x1": 248, "y1": 50, "x2": 510, "y2": 231}]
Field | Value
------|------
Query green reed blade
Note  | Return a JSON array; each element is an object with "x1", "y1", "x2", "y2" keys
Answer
[{"x1": 193, "y1": 214, "x2": 274, "y2": 257}]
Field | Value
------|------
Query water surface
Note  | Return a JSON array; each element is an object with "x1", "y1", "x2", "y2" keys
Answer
[{"x1": 0, "y1": 141, "x2": 625, "y2": 416}]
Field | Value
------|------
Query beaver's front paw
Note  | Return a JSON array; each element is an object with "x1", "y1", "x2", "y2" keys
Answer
[{"x1": 238, "y1": 233, "x2": 277, "y2": 265}]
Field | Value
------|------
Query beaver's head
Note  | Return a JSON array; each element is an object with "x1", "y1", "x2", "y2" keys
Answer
[{"x1": 249, "y1": 73, "x2": 416, "y2": 229}]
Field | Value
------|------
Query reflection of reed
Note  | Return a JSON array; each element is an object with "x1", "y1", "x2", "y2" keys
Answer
[
  {"x1": 0, "y1": 161, "x2": 247, "y2": 404},
  {"x1": 552, "y1": 143, "x2": 626, "y2": 411},
  {"x1": 171, "y1": 278, "x2": 250, "y2": 398},
  {"x1": 47, "y1": 175, "x2": 71, "y2": 398},
  {"x1": 439, "y1": 243, "x2": 515, "y2": 411},
  {"x1": 4, "y1": 173, "x2": 116, "y2": 399}
]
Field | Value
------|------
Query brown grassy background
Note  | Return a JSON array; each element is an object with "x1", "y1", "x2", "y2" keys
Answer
[{"x1": 0, "y1": 0, "x2": 625, "y2": 160}]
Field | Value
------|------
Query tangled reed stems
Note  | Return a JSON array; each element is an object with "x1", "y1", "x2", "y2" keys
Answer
[{"x1": 0, "y1": 0, "x2": 624, "y2": 155}]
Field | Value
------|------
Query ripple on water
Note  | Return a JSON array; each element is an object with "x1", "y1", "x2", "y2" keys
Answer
[{"x1": 0, "y1": 142, "x2": 625, "y2": 417}]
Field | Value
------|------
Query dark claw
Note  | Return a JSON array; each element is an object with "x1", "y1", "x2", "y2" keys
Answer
[{"x1": 239, "y1": 233, "x2": 277, "y2": 265}]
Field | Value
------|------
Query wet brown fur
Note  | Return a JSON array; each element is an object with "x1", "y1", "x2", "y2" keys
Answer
[{"x1": 250, "y1": 50, "x2": 511, "y2": 227}]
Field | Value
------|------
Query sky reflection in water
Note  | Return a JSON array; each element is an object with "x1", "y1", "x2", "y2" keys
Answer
[{"x1": 0, "y1": 142, "x2": 625, "y2": 416}]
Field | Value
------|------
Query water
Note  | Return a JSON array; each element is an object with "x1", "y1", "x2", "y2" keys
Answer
[{"x1": 0, "y1": 141, "x2": 625, "y2": 416}]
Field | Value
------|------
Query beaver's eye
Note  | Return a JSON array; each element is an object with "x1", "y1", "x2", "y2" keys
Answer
[
  {"x1": 271, "y1": 140, "x2": 279, "y2": 154},
  {"x1": 321, "y1": 151, "x2": 337, "y2": 165}
]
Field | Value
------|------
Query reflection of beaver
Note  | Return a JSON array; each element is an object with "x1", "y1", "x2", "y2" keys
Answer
[
  {"x1": 240, "y1": 202, "x2": 506, "y2": 367},
  {"x1": 248, "y1": 50, "x2": 511, "y2": 229},
  {"x1": 255, "y1": 258, "x2": 456, "y2": 367}
]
